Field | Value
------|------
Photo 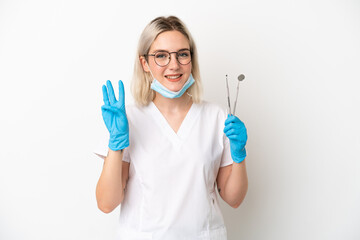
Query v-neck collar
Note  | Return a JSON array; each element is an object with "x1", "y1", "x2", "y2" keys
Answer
[{"x1": 147, "y1": 101, "x2": 201, "y2": 148}]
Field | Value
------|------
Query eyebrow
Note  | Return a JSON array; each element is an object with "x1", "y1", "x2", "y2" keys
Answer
[{"x1": 151, "y1": 48, "x2": 190, "y2": 53}]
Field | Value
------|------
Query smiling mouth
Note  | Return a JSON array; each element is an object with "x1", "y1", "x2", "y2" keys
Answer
[
  {"x1": 165, "y1": 74, "x2": 183, "y2": 81},
  {"x1": 165, "y1": 74, "x2": 183, "y2": 79}
]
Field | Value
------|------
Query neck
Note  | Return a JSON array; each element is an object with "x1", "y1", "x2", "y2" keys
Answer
[{"x1": 153, "y1": 91, "x2": 193, "y2": 113}]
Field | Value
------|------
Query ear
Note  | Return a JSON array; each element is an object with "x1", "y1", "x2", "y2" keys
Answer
[{"x1": 140, "y1": 56, "x2": 150, "y2": 72}]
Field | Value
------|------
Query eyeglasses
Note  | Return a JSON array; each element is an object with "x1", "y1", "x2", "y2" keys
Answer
[{"x1": 145, "y1": 49, "x2": 192, "y2": 67}]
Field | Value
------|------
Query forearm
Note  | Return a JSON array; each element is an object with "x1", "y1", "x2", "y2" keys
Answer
[
  {"x1": 96, "y1": 149, "x2": 124, "y2": 213},
  {"x1": 223, "y1": 160, "x2": 248, "y2": 208}
]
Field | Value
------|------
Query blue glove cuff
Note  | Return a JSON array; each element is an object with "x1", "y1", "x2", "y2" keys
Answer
[
  {"x1": 232, "y1": 147, "x2": 246, "y2": 163},
  {"x1": 108, "y1": 133, "x2": 129, "y2": 151}
]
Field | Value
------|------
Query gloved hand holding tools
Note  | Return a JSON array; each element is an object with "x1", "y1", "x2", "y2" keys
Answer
[{"x1": 224, "y1": 115, "x2": 247, "y2": 163}]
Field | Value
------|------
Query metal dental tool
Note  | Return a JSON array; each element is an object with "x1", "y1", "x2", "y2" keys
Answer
[
  {"x1": 225, "y1": 74, "x2": 245, "y2": 115},
  {"x1": 225, "y1": 74, "x2": 232, "y2": 115},
  {"x1": 232, "y1": 74, "x2": 245, "y2": 115}
]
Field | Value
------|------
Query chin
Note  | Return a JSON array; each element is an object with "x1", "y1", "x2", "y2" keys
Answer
[
  {"x1": 167, "y1": 82, "x2": 186, "y2": 92},
  {"x1": 167, "y1": 86, "x2": 182, "y2": 92}
]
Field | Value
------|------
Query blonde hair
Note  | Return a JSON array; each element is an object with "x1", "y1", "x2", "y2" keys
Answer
[{"x1": 131, "y1": 16, "x2": 202, "y2": 106}]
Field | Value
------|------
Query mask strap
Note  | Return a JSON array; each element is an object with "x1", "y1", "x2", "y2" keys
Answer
[{"x1": 145, "y1": 61, "x2": 155, "y2": 82}]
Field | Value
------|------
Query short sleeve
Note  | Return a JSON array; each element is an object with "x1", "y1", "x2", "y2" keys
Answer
[
  {"x1": 220, "y1": 134, "x2": 233, "y2": 167},
  {"x1": 122, "y1": 147, "x2": 130, "y2": 162}
]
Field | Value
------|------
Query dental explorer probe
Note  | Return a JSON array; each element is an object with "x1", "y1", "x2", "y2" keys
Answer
[
  {"x1": 232, "y1": 74, "x2": 245, "y2": 116},
  {"x1": 226, "y1": 74, "x2": 232, "y2": 115}
]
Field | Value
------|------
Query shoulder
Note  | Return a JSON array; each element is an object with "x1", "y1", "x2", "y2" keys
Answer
[
  {"x1": 124, "y1": 102, "x2": 153, "y2": 124},
  {"x1": 125, "y1": 103, "x2": 140, "y2": 111},
  {"x1": 125, "y1": 102, "x2": 150, "y2": 114},
  {"x1": 197, "y1": 101, "x2": 227, "y2": 120}
]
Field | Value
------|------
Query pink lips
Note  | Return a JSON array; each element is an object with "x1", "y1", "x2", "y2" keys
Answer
[{"x1": 165, "y1": 74, "x2": 183, "y2": 82}]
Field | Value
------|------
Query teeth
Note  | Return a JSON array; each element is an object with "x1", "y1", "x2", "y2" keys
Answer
[{"x1": 166, "y1": 75, "x2": 181, "y2": 79}]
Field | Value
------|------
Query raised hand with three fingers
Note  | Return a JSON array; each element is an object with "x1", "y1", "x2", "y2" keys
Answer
[{"x1": 101, "y1": 80, "x2": 129, "y2": 151}]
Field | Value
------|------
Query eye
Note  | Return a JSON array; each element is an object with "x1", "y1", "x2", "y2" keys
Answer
[
  {"x1": 155, "y1": 52, "x2": 168, "y2": 59},
  {"x1": 178, "y1": 51, "x2": 190, "y2": 58}
]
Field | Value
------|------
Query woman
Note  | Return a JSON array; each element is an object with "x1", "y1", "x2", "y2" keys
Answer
[{"x1": 95, "y1": 16, "x2": 248, "y2": 240}]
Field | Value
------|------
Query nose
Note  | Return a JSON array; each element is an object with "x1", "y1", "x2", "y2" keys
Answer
[{"x1": 167, "y1": 53, "x2": 180, "y2": 69}]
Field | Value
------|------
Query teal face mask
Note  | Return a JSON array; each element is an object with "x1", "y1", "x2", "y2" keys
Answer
[
  {"x1": 146, "y1": 62, "x2": 195, "y2": 99},
  {"x1": 151, "y1": 74, "x2": 195, "y2": 99}
]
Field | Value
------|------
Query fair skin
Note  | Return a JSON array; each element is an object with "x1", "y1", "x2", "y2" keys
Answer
[
  {"x1": 96, "y1": 30, "x2": 248, "y2": 213},
  {"x1": 140, "y1": 30, "x2": 193, "y2": 132},
  {"x1": 96, "y1": 150, "x2": 129, "y2": 213}
]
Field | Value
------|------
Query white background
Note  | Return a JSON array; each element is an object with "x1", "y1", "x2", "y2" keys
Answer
[{"x1": 0, "y1": 0, "x2": 359, "y2": 239}]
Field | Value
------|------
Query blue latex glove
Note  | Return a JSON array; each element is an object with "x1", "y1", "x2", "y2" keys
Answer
[
  {"x1": 224, "y1": 115, "x2": 248, "y2": 163},
  {"x1": 101, "y1": 80, "x2": 129, "y2": 151}
]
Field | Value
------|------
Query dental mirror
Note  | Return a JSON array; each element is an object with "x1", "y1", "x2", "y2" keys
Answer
[{"x1": 232, "y1": 74, "x2": 245, "y2": 115}]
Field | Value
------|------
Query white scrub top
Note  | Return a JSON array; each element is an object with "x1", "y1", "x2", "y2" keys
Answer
[{"x1": 95, "y1": 101, "x2": 233, "y2": 240}]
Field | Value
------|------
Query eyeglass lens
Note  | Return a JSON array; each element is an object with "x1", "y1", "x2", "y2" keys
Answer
[{"x1": 154, "y1": 50, "x2": 191, "y2": 66}]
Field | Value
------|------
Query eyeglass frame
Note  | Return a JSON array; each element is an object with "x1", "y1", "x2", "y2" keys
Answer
[{"x1": 144, "y1": 49, "x2": 192, "y2": 67}]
